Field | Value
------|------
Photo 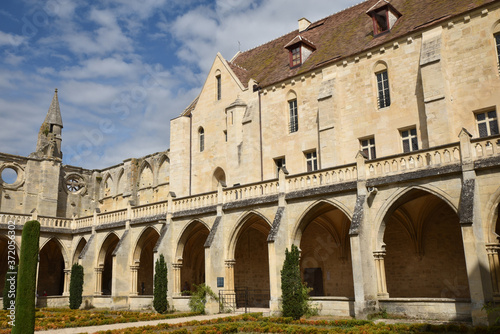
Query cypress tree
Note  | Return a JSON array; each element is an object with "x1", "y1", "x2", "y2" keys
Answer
[
  {"x1": 2, "y1": 265, "x2": 17, "y2": 310},
  {"x1": 12, "y1": 220, "x2": 40, "y2": 334},
  {"x1": 281, "y1": 244, "x2": 309, "y2": 320},
  {"x1": 153, "y1": 254, "x2": 168, "y2": 313},
  {"x1": 69, "y1": 263, "x2": 84, "y2": 309}
]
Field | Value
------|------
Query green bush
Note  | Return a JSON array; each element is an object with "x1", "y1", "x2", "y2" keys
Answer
[
  {"x1": 188, "y1": 283, "x2": 218, "y2": 314},
  {"x1": 153, "y1": 254, "x2": 168, "y2": 313},
  {"x1": 12, "y1": 220, "x2": 40, "y2": 334},
  {"x1": 69, "y1": 263, "x2": 84, "y2": 309},
  {"x1": 281, "y1": 244, "x2": 309, "y2": 320},
  {"x1": 2, "y1": 265, "x2": 17, "y2": 310}
]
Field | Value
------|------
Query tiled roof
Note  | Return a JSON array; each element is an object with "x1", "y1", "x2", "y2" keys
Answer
[{"x1": 230, "y1": 0, "x2": 497, "y2": 89}]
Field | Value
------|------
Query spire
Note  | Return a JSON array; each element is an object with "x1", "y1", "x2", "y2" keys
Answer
[{"x1": 44, "y1": 88, "x2": 63, "y2": 128}]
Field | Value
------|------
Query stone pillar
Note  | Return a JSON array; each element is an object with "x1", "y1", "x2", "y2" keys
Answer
[
  {"x1": 172, "y1": 262, "x2": 182, "y2": 296},
  {"x1": 373, "y1": 250, "x2": 389, "y2": 298},
  {"x1": 63, "y1": 269, "x2": 71, "y2": 296},
  {"x1": 94, "y1": 266, "x2": 103, "y2": 295},
  {"x1": 225, "y1": 259, "x2": 236, "y2": 291},
  {"x1": 130, "y1": 262, "x2": 140, "y2": 296},
  {"x1": 486, "y1": 244, "x2": 500, "y2": 295}
]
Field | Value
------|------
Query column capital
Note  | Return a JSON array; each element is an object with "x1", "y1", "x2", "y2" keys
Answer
[
  {"x1": 225, "y1": 259, "x2": 236, "y2": 268},
  {"x1": 172, "y1": 263, "x2": 183, "y2": 270},
  {"x1": 486, "y1": 243, "x2": 500, "y2": 253},
  {"x1": 373, "y1": 250, "x2": 386, "y2": 259}
]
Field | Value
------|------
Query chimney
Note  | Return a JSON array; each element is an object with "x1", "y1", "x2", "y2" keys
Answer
[{"x1": 298, "y1": 18, "x2": 311, "y2": 32}]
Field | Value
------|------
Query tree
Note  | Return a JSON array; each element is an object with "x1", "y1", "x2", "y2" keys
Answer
[
  {"x1": 153, "y1": 254, "x2": 168, "y2": 313},
  {"x1": 188, "y1": 283, "x2": 218, "y2": 314},
  {"x1": 12, "y1": 220, "x2": 40, "y2": 334},
  {"x1": 281, "y1": 244, "x2": 309, "y2": 320},
  {"x1": 69, "y1": 263, "x2": 84, "y2": 309},
  {"x1": 3, "y1": 265, "x2": 17, "y2": 310}
]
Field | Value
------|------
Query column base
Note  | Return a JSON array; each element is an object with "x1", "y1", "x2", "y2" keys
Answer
[{"x1": 377, "y1": 293, "x2": 389, "y2": 299}]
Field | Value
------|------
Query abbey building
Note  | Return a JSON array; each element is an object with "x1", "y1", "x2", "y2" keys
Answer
[{"x1": 1, "y1": 0, "x2": 500, "y2": 325}]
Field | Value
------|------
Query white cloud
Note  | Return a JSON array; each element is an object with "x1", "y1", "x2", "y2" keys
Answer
[
  {"x1": 59, "y1": 57, "x2": 141, "y2": 79},
  {"x1": 0, "y1": 31, "x2": 26, "y2": 47}
]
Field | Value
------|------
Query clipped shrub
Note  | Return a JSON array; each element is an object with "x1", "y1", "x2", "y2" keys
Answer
[
  {"x1": 12, "y1": 220, "x2": 40, "y2": 334},
  {"x1": 3, "y1": 265, "x2": 17, "y2": 310},
  {"x1": 188, "y1": 283, "x2": 218, "y2": 314},
  {"x1": 281, "y1": 244, "x2": 309, "y2": 320},
  {"x1": 69, "y1": 263, "x2": 84, "y2": 309},
  {"x1": 153, "y1": 254, "x2": 168, "y2": 313}
]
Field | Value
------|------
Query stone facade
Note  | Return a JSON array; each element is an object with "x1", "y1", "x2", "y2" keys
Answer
[{"x1": 2, "y1": 0, "x2": 500, "y2": 326}]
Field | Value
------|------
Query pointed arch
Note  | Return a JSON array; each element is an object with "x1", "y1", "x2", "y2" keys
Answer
[
  {"x1": 116, "y1": 168, "x2": 126, "y2": 195},
  {"x1": 139, "y1": 161, "x2": 154, "y2": 189},
  {"x1": 72, "y1": 237, "x2": 87, "y2": 265},
  {"x1": 132, "y1": 226, "x2": 160, "y2": 295},
  {"x1": 38, "y1": 238, "x2": 67, "y2": 296},
  {"x1": 157, "y1": 155, "x2": 170, "y2": 185},
  {"x1": 102, "y1": 173, "x2": 114, "y2": 198},
  {"x1": 97, "y1": 232, "x2": 120, "y2": 295},
  {"x1": 227, "y1": 211, "x2": 272, "y2": 259},
  {"x1": 483, "y1": 186, "x2": 500, "y2": 243}
]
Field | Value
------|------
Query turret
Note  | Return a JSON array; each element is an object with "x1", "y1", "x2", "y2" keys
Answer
[{"x1": 33, "y1": 89, "x2": 63, "y2": 159}]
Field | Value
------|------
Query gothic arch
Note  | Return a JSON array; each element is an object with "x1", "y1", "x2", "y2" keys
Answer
[
  {"x1": 39, "y1": 236, "x2": 70, "y2": 267},
  {"x1": 292, "y1": 199, "x2": 353, "y2": 246},
  {"x1": 72, "y1": 237, "x2": 87, "y2": 265},
  {"x1": 157, "y1": 155, "x2": 170, "y2": 185},
  {"x1": 97, "y1": 232, "x2": 120, "y2": 266},
  {"x1": 139, "y1": 161, "x2": 154, "y2": 189},
  {"x1": 227, "y1": 210, "x2": 272, "y2": 259},
  {"x1": 102, "y1": 173, "x2": 114, "y2": 198},
  {"x1": 374, "y1": 185, "x2": 458, "y2": 250},
  {"x1": 116, "y1": 168, "x2": 126, "y2": 195},
  {"x1": 132, "y1": 226, "x2": 160, "y2": 262},
  {"x1": 132, "y1": 226, "x2": 160, "y2": 295},
  {"x1": 97, "y1": 232, "x2": 120, "y2": 295},
  {"x1": 38, "y1": 238, "x2": 67, "y2": 296},
  {"x1": 484, "y1": 186, "x2": 500, "y2": 243},
  {"x1": 175, "y1": 219, "x2": 210, "y2": 259}
]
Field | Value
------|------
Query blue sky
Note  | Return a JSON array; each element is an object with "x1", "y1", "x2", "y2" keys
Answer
[{"x1": 0, "y1": 0, "x2": 357, "y2": 169}]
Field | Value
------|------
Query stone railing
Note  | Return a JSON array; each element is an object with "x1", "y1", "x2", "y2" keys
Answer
[
  {"x1": 472, "y1": 137, "x2": 500, "y2": 159},
  {"x1": 286, "y1": 165, "x2": 357, "y2": 192},
  {"x1": 366, "y1": 143, "x2": 461, "y2": 179},
  {"x1": 98, "y1": 209, "x2": 127, "y2": 225},
  {"x1": 223, "y1": 180, "x2": 280, "y2": 202},
  {"x1": 75, "y1": 216, "x2": 93, "y2": 229},
  {"x1": 132, "y1": 201, "x2": 168, "y2": 219},
  {"x1": 38, "y1": 216, "x2": 72, "y2": 228},
  {"x1": 0, "y1": 213, "x2": 31, "y2": 225},
  {"x1": 173, "y1": 192, "x2": 218, "y2": 212}
]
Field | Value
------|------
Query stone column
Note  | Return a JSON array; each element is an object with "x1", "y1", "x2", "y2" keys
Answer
[
  {"x1": 373, "y1": 250, "x2": 389, "y2": 298},
  {"x1": 63, "y1": 269, "x2": 71, "y2": 296},
  {"x1": 94, "y1": 266, "x2": 103, "y2": 295},
  {"x1": 172, "y1": 262, "x2": 182, "y2": 296},
  {"x1": 486, "y1": 244, "x2": 500, "y2": 295},
  {"x1": 130, "y1": 262, "x2": 140, "y2": 296},
  {"x1": 225, "y1": 259, "x2": 236, "y2": 291}
]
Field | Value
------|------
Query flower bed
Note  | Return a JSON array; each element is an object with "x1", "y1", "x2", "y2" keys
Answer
[
  {"x1": 93, "y1": 313, "x2": 500, "y2": 334},
  {"x1": 0, "y1": 308, "x2": 199, "y2": 333}
]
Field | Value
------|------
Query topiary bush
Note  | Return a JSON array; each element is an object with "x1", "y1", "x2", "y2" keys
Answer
[
  {"x1": 188, "y1": 283, "x2": 218, "y2": 314},
  {"x1": 153, "y1": 254, "x2": 168, "y2": 313},
  {"x1": 12, "y1": 220, "x2": 40, "y2": 334},
  {"x1": 281, "y1": 244, "x2": 309, "y2": 320},
  {"x1": 69, "y1": 263, "x2": 84, "y2": 309},
  {"x1": 3, "y1": 265, "x2": 17, "y2": 310}
]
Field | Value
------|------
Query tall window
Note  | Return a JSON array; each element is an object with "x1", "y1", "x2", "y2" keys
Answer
[
  {"x1": 199, "y1": 127, "x2": 205, "y2": 152},
  {"x1": 401, "y1": 128, "x2": 418, "y2": 153},
  {"x1": 476, "y1": 110, "x2": 499, "y2": 137},
  {"x1": 305, "y1": 151, "x2": 318, "y2": 172},
  {"x1": 361, "y1": 137, "x2": 376, "y2": 160},
  {"x1": 291, "y1": 46, "x2": 301, "y2": 67},
  {"x1": 289, "y1": 99, "x2": 298, "y2": 133},
  {"x1": 376, "y1": 70, "x2": 391, "y2": 108},
  {"x1": 216, "y1": 75, "x2": 221, "y2": 100},
  {"x1": 495, "y1": 33, "x2": 500, "y2": 71},
  {"x1": 274, "y1": 157, "x2": 286, "y2": 177}
]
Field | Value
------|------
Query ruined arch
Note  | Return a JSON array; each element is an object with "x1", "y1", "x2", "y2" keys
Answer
[
  {"x1": 157, "y1": 155, "x2": 170, "y2": 185},
  {"x1": 97, "y1": 232, "x2": 120, "y2": 295},
  {"x1": 102, "y1": 173, "x2": 114, "y2": 198},
  {"x1": 116, "y1": 168, "x2": 126, "y2": 195},
  {"x1": 379, "y1": 188, "x2": 470, "y2": 298},
  {"x1": 175, "y1": 220, "x2": 210, "y2": 293},
  {"x1": 295, "y1": 201, "x2": 354, "y2": 297},
  {"x1": 139, "y1": 161, "x2": 154, "y2": 189},
  {"x1": 229, "y1": 211, "x2": 272, "y2": 307},
  {"x1": 0, "y1": 235, "x2": 19, "y2": 296},
  {"x1": 483, "y1": 186, "x2": 500, "y2": 243},
  {"x1": 38, "y1": 238, "x2": 67, "y2": 296},
  {"x1": 132, "y1": 226, "x2": 160, "y2": 295},
  {"x1": 72, "y1": 237, "x2": 87, "y2": 265}
]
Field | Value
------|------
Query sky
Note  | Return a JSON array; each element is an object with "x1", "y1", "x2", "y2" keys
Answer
[{"x1": 0, "y1": 0, "x2": 358, "y2": 170}]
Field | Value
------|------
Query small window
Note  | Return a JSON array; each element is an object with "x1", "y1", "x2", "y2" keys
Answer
[
  {"x1": 373, "y1": 9, "x2": 388, "y2": 34},
  {"x1": 495, "y1": 33, "x2": 500, "y2": 71},
  {"x1": 376, "y1": 70, "x2": 391, "y2": 109},
  {"x1": 361, "y1": 137, "x2": 376, "y2": 160},
  {"x1": 476, "y1": 110, "x2": 499, "y2": 137},
  {"x1": 274, "y1": 157, "x2": 286, "y2": 177},
  {"x1": 291, "y1": 46, "x2": 301, "y2": 67},
  {"x1": 199, "y1": 127, "x2": 205, "y2": 152},
  {"x1": 289, "y1": 99, "x2": 298, "y2": 133},
  {"x1": 305, "y1": 151, "x2": 318, "y2": 172},
  {"x1": 223, "y1": 130, "x2": 227, "y2": 142},
  {"x1": 216, "y1": 75, "x2": 221, "y2": 100},
  {"x1": 401, "y1": 128, "x2": 419, "y2": 153}
]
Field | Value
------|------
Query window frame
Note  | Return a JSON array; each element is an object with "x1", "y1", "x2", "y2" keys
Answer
[
  {"x1": 475, "y1": 109, "x2": 499, "y2": 138},
  {"x1": 274, "y1": 157, "x2": 286, "y2": 178},
  {"x1": 199, "y1": 127, "x2": 205, "y2": 152},
  {"x1": 401, "y1": 127, "x2": 419, "y2": 153},
  {"x1": 376, "y1": 70, "x2": 391, "y2": 109},
  {"x1": 305, "y1": 151, "x2": 318, "y2": 172},
  {"x1": 290, "y1": 46, "x2": 301, "y2": 67},
  {"x1": 216, "y1": 74, "x2": 221, "y2": 100},
  {"x1": 289, "y1": 98, "x2": 298, "y2": 133},
  {"x1": 360, "y1": 137, "x2": 376, "y2": 160},
  {"x1": 372, "y1": 8, "x2": 389, "y2": 35},
  {"x1": 495, "y1": 33, "x2": 500, "y2": 72}
]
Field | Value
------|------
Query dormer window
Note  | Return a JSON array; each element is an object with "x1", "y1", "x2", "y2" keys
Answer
[
  {"x1": 284, "y1": 36, "x2": 316, "y2": 68},
  {"x1": 366, "y1": 2, "x2": 401, "y2": 36}
]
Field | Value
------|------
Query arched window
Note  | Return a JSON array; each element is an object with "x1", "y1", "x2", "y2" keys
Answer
[
  {"x1": 199, "y1": 127, "x2": 205, "y2": 152},
  {"x1": 494, "y1": 22, "x2": 500, "y2": 72},
  {"x1": 287, "y1": 91, "x2": 298, "y2": 133},
  {"x1": 374, "y1": 62, "x2": 391, "y2": 109}
]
